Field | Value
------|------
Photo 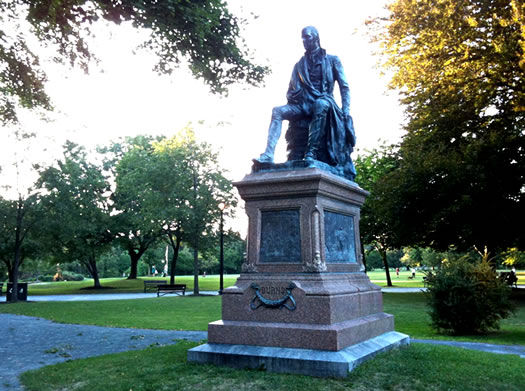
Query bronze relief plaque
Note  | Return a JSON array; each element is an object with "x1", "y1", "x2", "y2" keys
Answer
[
  {"x1": 259, "y1": 210, "x2": 301, "y2": 263},
  {"x1": 324, "y1": 211, "x2": 357, "y2": 263}
]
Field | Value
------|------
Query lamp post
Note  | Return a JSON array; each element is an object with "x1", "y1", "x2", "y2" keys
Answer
[{"x1": 218, "y1": 202, "x2": 226, "y2": 295}]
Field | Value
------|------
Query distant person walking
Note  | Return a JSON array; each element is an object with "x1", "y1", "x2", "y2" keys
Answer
[{"x1": 411, "y1": 267, "x2": 416, "y2": 279}]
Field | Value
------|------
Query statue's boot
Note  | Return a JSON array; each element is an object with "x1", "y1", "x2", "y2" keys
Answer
[
  {"x1": 304, "y1": 115, "x2": 325, "y2": 162},
  {"x1": 253, "y1": 119, "x2": 282, "y2": 164}
]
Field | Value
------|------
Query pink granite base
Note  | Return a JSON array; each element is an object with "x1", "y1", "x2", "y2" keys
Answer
[
  {"x1": 208, "y1": 312, "x2": 394, "y2": 351},
  {"x1": 204, "y1": 169, "x2": 397, "y2": 353},
  {"x1": 207, "y1": 272, "x2": 396, "y2": 351},
  {"x1": 221, "y1": 273, "x2": 385, "y2": 325}
]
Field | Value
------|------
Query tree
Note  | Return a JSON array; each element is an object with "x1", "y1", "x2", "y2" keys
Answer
[
  {"x1": 0, "y1": 130, "x2": 44, "y2": 302},
  {"x1": 401, "y1": 247, "x2": 447, "y2": 269},
  {"x1": 180, "y1": 134, "x2": 237, "y2": 294},
  {"x1": 0, "y1": 0, "x2": 269, "y2": 124},
  {"x1": 365, "y1": 247, "x2": 403, "y2": 271},
  {"x1": 114, "y1": 128, "x2": 236, "y2": 290},
  {"x1": 0, "y1": 195, "x2": 40, "y2": 280},
  {"x1": 369, "y1": 0, "x2": 525, "y2": 253},
  {"x1": 355, "y1": 144, "x2": 401, "y2": 286},
  {"x1": 400, "y1": 247, "x2": 423, "y2": 268},
  {"x1": 502, "y1": 248, "x2": 525, "y2": 268},
  {"x1": 98, "y1": 246, "x2": 130, "y2": 278},
  {"x1": 0, "y1": 194, "x2": 42, "y2": 301},
  {"x1": 109, "y1": 136, "x2": 162, "y2": 279},
  {"x1": 222, "y1": 230, "x2": 246, "y2": 274},
  {"x1": 38, "y1": 141, "x2": 113, "y2": 288}
]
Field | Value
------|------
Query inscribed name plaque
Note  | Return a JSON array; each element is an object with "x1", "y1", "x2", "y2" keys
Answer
[
  {"x1": 259, "y1": 209, "x2": 301, "y2": 263},
  {"x1": 324, "y1": 211, "x2": 357, "y2": 263}
]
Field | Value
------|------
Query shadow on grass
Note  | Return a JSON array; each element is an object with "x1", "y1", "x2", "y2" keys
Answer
[{"x1": 80, "y1": 286, "x2": 115, "y2": 291}]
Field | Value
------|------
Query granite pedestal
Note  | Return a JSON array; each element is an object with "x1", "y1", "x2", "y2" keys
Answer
[{"x1": 188, "y1": 167, "x2": 409, "y2": 377}]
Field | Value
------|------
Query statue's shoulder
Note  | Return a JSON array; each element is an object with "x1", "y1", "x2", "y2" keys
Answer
[
  {"x1": 326, "y1": 54, "x2": 342, "y2": 63},
  {"x1": 295, "y1": 55, "x2": 306, "y2": 66}
]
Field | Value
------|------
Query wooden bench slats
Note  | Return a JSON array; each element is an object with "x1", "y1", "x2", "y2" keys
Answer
[
  {"x1": 157, "y1": 284, "x2": 186, "y2": 297},
  {"x1": 143, "y1": 280, "x2": 167, "y2": 293}
]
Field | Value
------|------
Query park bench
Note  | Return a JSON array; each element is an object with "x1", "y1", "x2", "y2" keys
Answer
[
  {"x1": 143, "y1": 280, "x2": 167, "y2": 293},
  {"x1": 157, "y1": 284, "x2": 186, "y2": 297}
]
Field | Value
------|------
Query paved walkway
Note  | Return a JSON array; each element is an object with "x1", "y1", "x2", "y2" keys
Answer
[
  {"x1": 20, "y1": 291, "x2": 219, "y2": 302},
  {"x1": 4, "y1": 285, "x2": 523, "y2": 302},
  {"x1": 6, "y1": 288, "x2": 422, "y2": 302},
  {"x1": 1, "y1": 314, "x2": 207, "y2": 391},
  {"x1": 412, "y1": 339, "x2": 525, "y2": 358}
]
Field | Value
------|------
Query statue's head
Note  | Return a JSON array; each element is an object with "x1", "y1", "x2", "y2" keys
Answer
[{"x1": 302, "y1": 26, "x2": 320, "y2": 52}]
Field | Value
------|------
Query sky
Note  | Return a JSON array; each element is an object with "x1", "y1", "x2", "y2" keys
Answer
[{"x1": 1, "y1": 0, "x2": 404, "y2": 232}]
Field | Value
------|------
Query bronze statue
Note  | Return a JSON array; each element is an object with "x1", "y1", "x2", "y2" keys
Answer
[{"x1": 253, "y1": 26, "x2": 356, "y2": 180}]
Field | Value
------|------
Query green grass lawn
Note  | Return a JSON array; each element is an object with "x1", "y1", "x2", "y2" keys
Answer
[
  {"x1": 3, "y1": 269, "x2": 521, "y2": 296},
  {"x1": 19, "y1": 340, "x2": 525, "y2": 391},
  {"x1": 0, "y1": 295, "x2": 221, "y2": 330},
  {"x1": 2, "y1": 291, "x2": 524, "y2": 345},
  {"x1": 3, "y1": 282, "x2": 524, "y2": 390},
  {"x1": 10, "y1": 275, "x2": 241, "y2": 295},
  {"x1": 368, "y1": 269, "x2": 525, "y2": 287},
  {"x1": 368, "y1": 269, "x2": 426, "y2": 287}
]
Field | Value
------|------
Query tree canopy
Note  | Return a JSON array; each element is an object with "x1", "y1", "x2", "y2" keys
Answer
[
  {"x1": 0, "y1": 0, "x2": 269, "y2": 124},
  {"x1": 114, "y1": 128, "x2": 236, "y2": 289},
  {"x1": 38, "y1": 141, "x2": 114, "y2": 288},
  {"x1": 355, "y1": 144, "x2": 401, "y2": 285},
  {"x1": 0, "y1": 193, "x2": 42, "y2": 283},
  {"x1": 106, "y1": 135, "x2": 162, "y2": 279},
  {"x1": 369, "y1": 0, "x2": 525, "y2": 253}
]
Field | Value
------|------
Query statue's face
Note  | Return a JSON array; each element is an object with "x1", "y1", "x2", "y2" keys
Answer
[{"x1": 302, "y1": 28, "x2": 319, "y2": 52}]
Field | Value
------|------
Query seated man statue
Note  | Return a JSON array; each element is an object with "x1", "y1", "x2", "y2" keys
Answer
[{"x1": 254, "y1": 26, "x2": 356, "y2": 181}]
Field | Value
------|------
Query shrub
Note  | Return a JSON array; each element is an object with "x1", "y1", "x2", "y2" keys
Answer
[
  {"x1": 37, "y1": 275, "x2": 55, "y2": 282},
  {"x1": 424, "y1": 257, "x2": 514, "y2": 334},
  {"x1": 61, "y1": 272, "x2": 84, "y2": 281}
]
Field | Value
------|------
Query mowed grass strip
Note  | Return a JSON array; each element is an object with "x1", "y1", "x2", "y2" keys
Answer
[
  {"x1": 0, "y1": 296, "x2": 222, "y2": 331},
  {"x1": 22, "y1": 276, "x2": 241, "y2": 296},
  {"x1": 2, "y1": 292, "x2": 524, "y2": 345},
  {"x1": 19, "y1": 341, "x2": 525, "y2": 391}
]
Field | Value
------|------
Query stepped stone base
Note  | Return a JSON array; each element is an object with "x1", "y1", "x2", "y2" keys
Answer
[
  {"x1": 209, "y1": 312, "x2": 394, "y2": 352},
  {"x1": 188, "y1": 331, "x2": 410, "y2": 378},
  {"x1": 187, "y1": 168, "x2": 410, "y2": 377}
]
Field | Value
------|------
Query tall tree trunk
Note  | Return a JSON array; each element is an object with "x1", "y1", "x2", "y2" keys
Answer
[
  {"x1": 127, "y1": 237, "x2": 155, "y2": 279},
  {"x1": 193, "y1": 247, "x2": 199, "y2": 295},
  {"x1": 6, "y1": 261, "x2": 14, "y2": 283},
  {"x1": 377, "y1": 244, "x2": 393, "y2": 287},
  {"x1": 168, "y1": 232, "x2": 182, "y2": 285},
  {"x1": 127, "y1": 249, "x2": 141, "y2": 279},
  {"x1": 8, "y1": 197, "x2": 24, "y2": 302},
  {"x1": 92, "y1": 267, "x2": 101, "y2": 288},
  {"x1": 90, "y1": 257, "x2": 102, "y2": 288},
  {"x1": 9, "y1": 255, "x2": 20, "y2": 303},
  {"x1": 83, "y1": 256, "x2": 102, "y2": 288}
]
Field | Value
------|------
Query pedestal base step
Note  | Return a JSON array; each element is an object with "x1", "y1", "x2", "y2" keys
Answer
[
  {"x1": 209, "y1": 312, "x2": 394, "y2": 351},
  {"x1": 187, "y1": 331, "x2": 409, "y2": 378}
]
